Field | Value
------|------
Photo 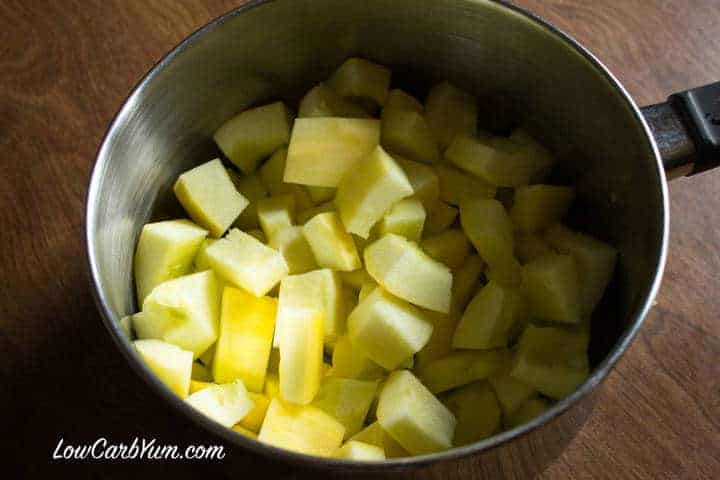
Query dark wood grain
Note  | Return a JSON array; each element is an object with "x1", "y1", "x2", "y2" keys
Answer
[{"x1": 1, "y1": 1, "x2": 718, "y2": 478}]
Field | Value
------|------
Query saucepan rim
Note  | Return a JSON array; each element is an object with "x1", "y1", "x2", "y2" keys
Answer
[{"x1": 85, "y1": 0, "x2": 669, "y2": 470}]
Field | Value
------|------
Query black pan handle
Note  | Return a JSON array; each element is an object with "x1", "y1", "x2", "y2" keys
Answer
[{"x1": 641, "y1": 81, "x2": 720, "y2": 179}]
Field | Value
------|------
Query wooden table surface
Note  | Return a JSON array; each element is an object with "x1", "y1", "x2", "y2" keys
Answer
[{"x1": 2, "y1": 0, "x2": 719, "y2": 478}]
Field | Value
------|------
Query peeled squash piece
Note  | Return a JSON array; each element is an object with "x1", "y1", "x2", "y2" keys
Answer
[
  {"x1": 327, "y1": 57, "x2": 392, "y2": 106},
  {"x1": 299, "y1": 83, "x2": 371, "y2": 118},
  {"x1": 510, "y1": 185, "x2": 575, "y2": 233},
  {"x1": 204, "y1": 229, "x2": 288, "y2": 297},
  {"x1": 445, "y1": 135, "x2": 543, "y2": 188},
  {"x1": 335, "y1": 441, "x2": 385, "y2": 461},
  {"x1": 442, "y1": 381, "x2": 501, "y2": 446},
  {"x1": 514, "y1": 233, "x2": 555, "y2": 264},
  {"x1": 335, "y1": 145, "x2": 414, "y2": 238},
  {"x1": 190, "y1": 380, "x2": 212, "y2": 395},
  {"x1": 450, "y1": 254, "x2": 485, "y2": 313},
  {"x1": 489, "y1": 371, "x2": 537, "y2": 416},
  {"x1": 424, "y1": 201, "x2": 459, "y2": 236},
  {"x1": 238, "y1": 392, "x2": 272, "y2": 433},
  {"x1": 419, "y1": 349, "x2": 511, "y2": 394},
  {"x1": 504, "y1": 397, "x2": 550, "y2": 429},
  {"x1": 134, "y1": 339, "x2": 193, "y2": 398},
  {"x1": 435, "y1": 164, "x2": 497, "y2": 206},
  {"x1": 214, "y1": 101, "x2": 292, "y2": 174},
  {"x1": 452, "y1": 281, "x2": 528, "y2": 349},
  {"x1": 544, "y1": 223, "x2": 617, "y2": 316},
  {"x1": 385, "y1": 89, "x2": 423, "y2": 113},
  {"x1": 268, "y1": 226, "x2": 318, "y2": 274},
  {"x1": 378, "y1": 197, "x2": 426, "y2": 242},
  {"x1": 350, "y1": 421, "x2": 408, "y2": 458},
  {"x1": 186, "y1": 380, "x2": 254, "y2": 427},
  {"x1": 311, "y1": 377, "x2": 378, "y2": 438},
  {"x1": 460, "y1": 198, "x2": 521, "y2": 286},
  {"x1": 174, "y1": 159, "x2": 249, "y2": 237},
  {"x1": 274, "y1": 269, "x2": 346, "y2": 348},
  {"x1": 377, "y1": 370, "x2": 456, "y2": 455},
  {"x1": 212, "y1": 287, "x2": 276, "y2": 391},
  {"x1": 339, "y1": 269, "x2": 374, "y2": 290},
  {"x1": 259, "y1": 148, "x2": 291, "y2": 196},
  {"x1": 331, "y1": 335, "x2": 385, "y2": 380},
  {"x1": 256, "y1": 194, "x2": 295, "y2": 242},
  {"x1": 258, "y1": 399, "x2": 346, "y2": 457},
  {"x1": 231, "y1": 173, "x2": 268, "y2": 230},
  {"x1": 509, "y1": 128, "x2": 555, "y2": 181},
  {"x1": 347, "y1": 287, "x2": 433, "y2": 370},
  {"x1": 415, "y1": 311, "x2": 458, "y2": 371},
  {"x1": 511, "y1": 325, "x2": 589, "y2": 399},
  {"x1": 297, "y1": 201, "x2": 336, "y2": 225},
  {"x1": 365, "y1": 234, "x2": 452, "y2": 313},
  {"x1": 134, "y1": 270, "x2": 220, "y2": 358},
  {"x1": 278, "y1": 307, "x2": 324, "y2": 405},
  {"x1": 134, "y1": 219, "x2": 207, "y2": 304},
  {"x1": 421, "y1": 229, "x2": 471, "y2": 270},
  {"x1": 303, "y1": 212, "x2": 361, "y2": 271},
  {"x1": 424, "y1": 81, "x2": 478, "y2": 149},
  {"x1": 520, "y1": 253, "x2": 581, "y2": 323},
  {"x1": 395, "y1": 157, "x2": 440, "y2": 209},
  {"x1": 381, "y1": 107, "x2": 440, "y2": 164},
  {"x1": 284, "y1": 118, "x2": 380, "y2": 187}
]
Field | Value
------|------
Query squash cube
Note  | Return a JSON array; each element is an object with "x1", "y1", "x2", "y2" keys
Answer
[
  {"x1": 520, "y1": 253, "x2": 581, "y2": 323},
  {"x1": 421, "y1": 229, "x2": 471, "y2": 270},
  {"x1": 424, "y1": 81, "x2": 477, "y2": 149},
  {"x1": 378, "y1": 197, "x2": 426, "y2": 242},
  {"x1": 331, "y1": 335, "x2": 385, "y2": 380},
  {"x1": 327, "y1": 58, "x2": 392, "y2": 106},
  {"x1": 312, "y1": 377, "x2": 378, "y2": 438},
  {"x1": 381, "y1": 107, "x2": 440, "y2": 164},
  {"x1": 442, "y1": 381, "x2": 501, "y2": 445},
  {"x1": 435, "y1": 164, "x2": 496, "y2": 206},
  {"x1": 395, "y1": 157, "x2": 440, "y2": 209},
  {"x1": 256, "y1": 194, "x2": 296, "y2": 242},
  {"x1": 424, "y1": 201, "x2": 459, "y2": 236},
  {"x1": 134, "y1": 339, "x2": 193, "y2": 398},
  {"x1": 185, "y1": 380, "x2": 254, "y2": 427},
  {"x1": 350, "y1": 421, "x2": 409, "y2": 458},
  {"x1": 335, "y1": 441, "x2": 386, "y2": 461},
  {"x1": 268, "y1": 226, "x2": 318, "y2": 274},
  {"x1": 303, "y1": 212, "x2": 361, "y2": 271},
  {"x1": 299, "y1": 83, "x2": 372, "y2": 118},
  {"x1": 510, "y1": 185, "x2": 575, "y2": 233},
  {"x1": 419, "y1": 349, "x2": 511, "y2": 394}
]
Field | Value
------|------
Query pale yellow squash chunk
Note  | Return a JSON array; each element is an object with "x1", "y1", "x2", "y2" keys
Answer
[
  {"x1": 212, "y1": 287, "x2": 277, "y2": 392},
  {"x1": 452, "y1": 281, "x2": 528, "y2": 349},
  {"x1": 520, "y1": 253, "x2": 581, "y2": 323},
  {"x1": 259, "y1": 148, "x2": 290, "y2": 195},
  {"x1": 311, "y1": 377, "x2": 378, "y2": 438},
  {"x1": 229, "y1": 172, "x2": 268, "y2": 230},
  {"x1": 424, "y1": 201, "x2": 459, "y2": 236},
  {"x1": 504, "y1": 397, "x2": 550, "y2": 429},
  {"x1": 297, "y1": 201, "x2": 336, "y2": 224},
  {"x1": 134, "y1": 219, "x2": 208, "y2": 304},
  {"x1": 299, "y1": 83, "x2": 372, "y2": 118},
  {"x1": 134, "y1": 270, "x2": 220, "y2": 358},
  {"x1": 544, "y1": 223, "x2": 617, "y2": 316},
  {"x1": 510, "y1": 185, "x2": 575, "y2": 233},
  {"x1": 350, "y1": 421, "x2": 409, "y2": 458},
  {"x1": 358, "y1": 282, "x2": 378, "y2": 302},
  {"x1": 204, "y1": 229, "x2": 288, "y2": 297},
  {"x1": 327, "y1": 57, "x2": 392, "y2": 106},
  {"x1": 335, "y1": 145, "x2": 414, "y2": 238},
  {"x1": 238, "y1": 392, "x2": 272, "y2": 433},
  {"x1": 185, "y1": 380, "x2": 254, "y2": 427},
  {"x1": 450, "y1": 254, "x2": 485, "y2": 313},
  {"x1": 339, "y1": 268, "x2": 374, "y2": 290},
  {"x1": 364, "y1": 233, "x2": 452, "y2": 313},
  {"x1": 460, "y1": 198, "x2": 521, "y2": 286},
  {"x1": 284, "y1": 118, "x2": 380, "y2": 187},
  {"x1": 214, "y1": 101, "x2": 292, "y2": 174},
  {"x1": 424, "y1": 81, "x2": 478, "y2": 149},
  {"x1": 331, "y1": 335, "x2": 385, "y2": 380},
  {"x1": 258, "y1": 399, "x2": 346, "y2": 457},
  {"x1": 509, "y1": 128, "x2": 556, "y2": 182},
  {"x1": 381, "y1": 107, "x2": 440, "y2": 164},
  {"x1": 256, "y1": 194, "x2": 296, "y2": 242},
  {"x1": 385, "y1": 89, "x2": 423, "y2": 112},
  {"x1": 335, "y1": 441, "x2": 386, "y2": 461},
  {"x1": 347, "y1": 287, "x2": 433, "y2": 370},
  {"x1": 278, "y1": 307, "x2": 324, "y2": 405},
  {"x1": 510, "y1": 325, "x2": 589, "y2": 400},
  {"x1": 134, "y1": 339, "x2": 193, "y2": 398},
  {"x1": 418, "y1": 349, "x2": 511, "y2": 394},
  {"x1": 415, "y1": 311, "x2": 458, "y2": 371},
  {"x1": 435, "y1": 164, "x2": 496, "y2": 206},
  {"x1": 489, "y1": 371, "x2": 537, "y2": 416},
  {"x1": 303, "y1": 212, "x2": 361, "y2": 271},
  {"x1": 174, "y1": 158, "x2": 249, "y2": 237},
  {"x1": 378, "y1": 197, "x2": 426, "y2": 242},
  {"x1": 268, "y1": 226, "x2": 318, "y2": 274},
  {"x1": 514, "y1": 233, "x2": 555, "y2": 264},
  {"x1": 445, "y1": 135, "x2": 543, "y2": 188},
  {"x1": 442, "y1": 381, "x2": 501, "y2": 446},
  {"x1": 377, "y1": 370, "x2": 456, "y2": 455},
  {"x1": 395, "y1": 157, "x2": 440, "y2": 209},
  {"x1": 274, "y1": 269, "x2": 346, "y2": 348},
  {"x1": 421, "y1": 229, "x2": 471, "y2": 270}
]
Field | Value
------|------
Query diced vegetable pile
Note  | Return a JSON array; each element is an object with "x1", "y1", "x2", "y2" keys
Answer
[{"x1": 129, "y1": 57, "x2": 618, "y2": 460}]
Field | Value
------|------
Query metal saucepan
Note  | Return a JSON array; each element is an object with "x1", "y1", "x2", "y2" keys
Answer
[{"x1": 85, "y1": 0, "x2": 720, "y2": 471}]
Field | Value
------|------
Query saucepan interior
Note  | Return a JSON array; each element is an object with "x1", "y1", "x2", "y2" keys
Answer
[{"x1": 86, "y1": 0, "x2": 667, "y2": 469}]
